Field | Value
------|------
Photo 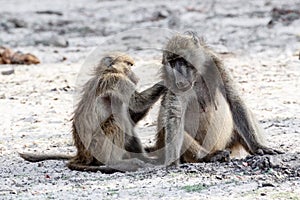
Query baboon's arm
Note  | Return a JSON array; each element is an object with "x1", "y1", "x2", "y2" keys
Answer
[
  {"x1": 227, "y1": 95, "x2": 282, "y2": 154},
  {"x1": 163, "y1": 92, "x2": 185, "y2": 167},
  {"x1": 211, "y1": 59, "x2": 270, "y2": 154},
  {"x1": 222, "y1": 76, "x2": 282, "y2": 155},
  {"x1": 129, "y1": 81, "x2": 166, "y2": 123}
]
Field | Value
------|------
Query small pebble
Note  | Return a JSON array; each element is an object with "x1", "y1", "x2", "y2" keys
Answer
[
  {"x1": 262, "y1": 182, "x2": 275, "y2": 187},
  {"x1": 1, "y1": 67, "x2": 15, "y2": 75}
]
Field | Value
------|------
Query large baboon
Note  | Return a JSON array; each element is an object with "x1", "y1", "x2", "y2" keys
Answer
[
  {"x1": 20, "y1": 52, "x2": 166, "y2": 173},
  {"x1": 146, "y1": 33, "x2": 282, "y2": 167}
]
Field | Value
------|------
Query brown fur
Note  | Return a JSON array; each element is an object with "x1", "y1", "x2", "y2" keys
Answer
[
  {"x1": 20, "y1": 52, "x2": 166, "y2": 173},
  {"x1": 145, "y1": 33, "x2": 282, "y2": 167}
]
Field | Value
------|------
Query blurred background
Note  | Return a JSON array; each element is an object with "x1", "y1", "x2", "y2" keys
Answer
[{"x1": 0, "y1": 0, "x2": 299, "y2": 64}]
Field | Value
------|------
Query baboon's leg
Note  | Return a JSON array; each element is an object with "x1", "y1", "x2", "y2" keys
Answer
[
  {"x1": 181, "y1": 132, "x2": 231, "y2": 163},
  {"x1": 19, "y1": 153, "x2": 72, "y2": 162},
  {"x1": 145, "y1": 130, "x2": 231, "y2": 164},
  {"x1": 181, "y1": 132, "x2": 205, "y2": 163},
  {"x1": 145, "y1": 130, "x2": 208, "y2": 164}
]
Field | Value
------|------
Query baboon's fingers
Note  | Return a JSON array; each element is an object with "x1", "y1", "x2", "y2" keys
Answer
[
  {"x1": 256, "y1": 147, "x2": 284, "y2": 155},
  {"x1": 166, "y1": 163, "x2": 179, "y2": 171}
]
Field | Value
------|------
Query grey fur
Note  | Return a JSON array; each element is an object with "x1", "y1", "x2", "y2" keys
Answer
[
  {"x1": 20, "y1": 52, "x2": 166, "y2": 173},
  {"x1": 146, "y1": 33, "x2": 282, "y2": 167}
]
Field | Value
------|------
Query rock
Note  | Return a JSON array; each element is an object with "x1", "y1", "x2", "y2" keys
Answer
[
  {"x1": 268, "y1": 156, "x2": 282, "y2": 168},
  {"x1": 151, "y1": 9, "x2": 169, "y2": 21},
  {"x1": 168, "y1": 13, "x2": 181, "y2": 29},
  {"x1": 49, "y1": 35, "x2": 69, "y2": 47},
  {"x1": 270, "y1": 8, "x2": 300, "y2": 25},
  {"x1": 0, "y1": 46, "x2": 40, "y2": 65},
  {"x1": 0, "y1": 47, "x2": 14, "y2": 64},
  {"x1": 0, "y1": 93, "x2": 5, "y2": 99},
  {"x1": 11, "y1": 52, "x2": 40, "y2": 65},
  {"x1": 261, "y1": 182, "x2": 275, "y2": 187},
  {"x1": 8, "y1": 18, "x2": 27, "y2": 28},
  {"x1": 36, "y1": 10, "x2": 63, "y2": 16},
  {"x1": 0, "y1": 66, "x2": 14, "y2": 75}
]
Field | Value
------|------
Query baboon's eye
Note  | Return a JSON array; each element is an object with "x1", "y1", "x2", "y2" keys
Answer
[
  {"x1": 125, "y1": 61, "x2": 133, "y2": 66},
  {"x1": 168, "y1": 57, "x2": 186, "y2": 67}
]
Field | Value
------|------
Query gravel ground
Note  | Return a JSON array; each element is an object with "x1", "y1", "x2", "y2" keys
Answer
[{"x1": 0, "y1": 0, "x2": 299, "y2": 199}]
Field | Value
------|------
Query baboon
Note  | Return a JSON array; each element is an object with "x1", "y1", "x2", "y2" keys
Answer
[
  {"x1": 20, "y1": 52, "x2": 166, "y2": 173},
  {"x1": 145, "y1": 33, "x2": 282, "y2": 167}
]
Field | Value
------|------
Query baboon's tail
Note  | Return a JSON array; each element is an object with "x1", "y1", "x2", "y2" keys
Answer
[{"x1": 19, "y1": 152, "x2": 73, "y2": 162}]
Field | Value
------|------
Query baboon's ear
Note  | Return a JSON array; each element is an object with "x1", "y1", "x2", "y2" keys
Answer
[
  {"x1": 102, "y1": 56, "x2": 114, "y2": 67},
  {"x1": 185, "y1": 31, "x2": 200, "y2": 46}
]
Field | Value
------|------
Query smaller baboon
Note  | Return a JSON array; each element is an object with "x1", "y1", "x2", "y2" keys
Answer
[
  {"x1": 20, "y1": 52, "x2": 166, "y2": 173},
  {"x1": 146, "y1": 33, "x2": 282, "y2": 167}
]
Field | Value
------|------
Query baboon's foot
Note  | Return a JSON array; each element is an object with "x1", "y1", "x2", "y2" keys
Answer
[{"x1": 202, "y1": 150, "x2": 231, "y2": 163}]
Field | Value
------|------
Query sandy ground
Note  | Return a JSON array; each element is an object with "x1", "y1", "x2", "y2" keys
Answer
[{"x1": 0, "y1": 0, "x2": 299, "y2": 199}]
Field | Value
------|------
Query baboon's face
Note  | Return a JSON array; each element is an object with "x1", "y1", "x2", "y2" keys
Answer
[
  {"x1": 100, "y1": 55, "x2": 138, "y2": 84},
  {"x1": 163, "y1": 52, "x2": 197, "y2": 92}
]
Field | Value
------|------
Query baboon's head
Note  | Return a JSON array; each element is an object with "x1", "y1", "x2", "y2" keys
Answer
[
  {"x1": 96, "y1": 52, "x2": 138, "y2": 84},
  {"x1": 162, "y1": 33, "x2": 203, "y2": 92}
]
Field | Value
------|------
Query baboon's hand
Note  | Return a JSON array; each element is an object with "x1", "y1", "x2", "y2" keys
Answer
[
  {"x1": 154, "y1": 81, "x2": 167, "y2": 93},
  {"x1": 165, "y1": 157, "x2": 180, "y2": 169},
  {"x1": 166, "y1": 160, "x2": 180, "y2": 171}
]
